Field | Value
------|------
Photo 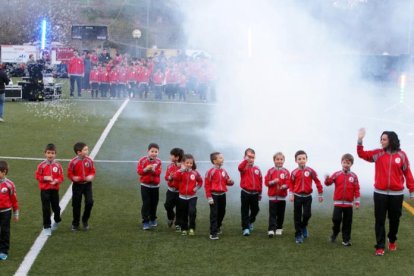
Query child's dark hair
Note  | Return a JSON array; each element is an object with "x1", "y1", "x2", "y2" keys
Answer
[
  {"x1": 74, "y1": 142, "x2": 87, "y2": 154},
  {"x1": 45, "y1": 143, "x2": 56, "y2": 152},
  {"x1": 381, "y1": 131, "x2": 400, "y2": 152},
  {"x1": 341, "y1": 153, "x2": 354, "y2": 164},
  {"x1": 244, "y1": 148, "x2": 255, "y2": 156},
  {"x1": 0, "y1": 160, "x2": 9, "y2": 175},
  {"x1": 210, "y1": 152, "x2": 221, "y2": 164},
  {"x1": 183, "y1": 154, "x2": 197, "y2": 170},
  {"x1": 295, "y1": 150, "x2": 307, "y2": 160},
  {"x1": 170, "y1": 148, "x2": 184, "y2": 162},
  {"x1": 148, "y1": 143, "x2": 160, "y2": 151}
]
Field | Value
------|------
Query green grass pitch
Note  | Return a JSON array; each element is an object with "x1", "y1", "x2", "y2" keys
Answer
[{"x1": 1, "y1": 85, "x2": 413, "y2": 275}]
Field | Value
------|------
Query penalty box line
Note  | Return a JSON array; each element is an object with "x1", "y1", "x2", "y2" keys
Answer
[{"x1": 14, "y1": 98, "x2": 130, "y2": 276}]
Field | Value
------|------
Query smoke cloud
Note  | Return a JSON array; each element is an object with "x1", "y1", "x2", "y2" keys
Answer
[{"x1": 175, "y1": 0, "x2": 414, "y2": 195}]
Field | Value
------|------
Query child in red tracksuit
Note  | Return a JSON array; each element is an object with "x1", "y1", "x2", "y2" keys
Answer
[
  {"x1": 290, "y1": 150, "x2": 323, "y2": 244},
  {"x1": 264, "y1": 152, "x2": 290, "y2": 237},
  {"x1": 163, "y1": 147, "x2": 184, "y2": 231},
  {"x1": 205, "y1": 152, "x2": 234, "y2": 240},
  {"x1": 67, "y1": 142, "x2": 96, "y2": 231},
  {"x1": 239, "y1": 148, "x2": 263, "y2": 236},
  {"x1": 89, "y1": 65, "x2": 100, "y2": 98},
  {"x1": 0, "y1": 160, "x2": 19, "y2": 261},
  {"x1": 325, "y1": 153, "x2": 360, "y2": 246},
  {"x1": 35, "y1": 143, "x2": 64, "y2": 236},
  {"x1": 173, "y1": 154, "x2": 203, "y2": 236},
  {"x1": 137, "y1": 143, "x2": 162, "y2": 230}
]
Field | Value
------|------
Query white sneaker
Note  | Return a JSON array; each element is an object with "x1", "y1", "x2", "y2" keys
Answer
[
  {"x1": 43, "y1": 228, "x2": 52, "y2": 236},
  {"x1": 0, "y1": 118, "x2": 4, "y2": 122},
  {"x1": 275, "y1": 229, "x2": 283, "y2": 235},
  {"x1": 51, "y1": 222, "x2": 59, "y2": 231},
  {"x1": 268, "y1": 230, "x2": 275, "y2": 237}
]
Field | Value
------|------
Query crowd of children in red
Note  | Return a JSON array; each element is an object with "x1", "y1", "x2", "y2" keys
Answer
[
  {"x1": 68, "y1": 49, "x2": 215, "y2": 101},
  {"x1": 1, "y1": 130, "x2": 413, "y2": 261}
]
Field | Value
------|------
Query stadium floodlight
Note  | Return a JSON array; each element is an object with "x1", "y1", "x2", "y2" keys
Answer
[{"x1": 41, "y1": 19, "x2": 47, "y2": 50}]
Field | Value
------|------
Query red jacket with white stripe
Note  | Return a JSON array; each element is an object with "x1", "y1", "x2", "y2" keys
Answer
[
  {"x1": 68, "y1": 57, "x2": 84, "y2": 76},
  {"x1": 67, "y1": 156, "x2": 96, "y2": 184},
  {"x1": 89, "y1": 69, "x2": 100, "y2": 84},
  {"x1": 264, "y1": 166, "x2": 290, "y2": 201},
  {"x1": 137, "y1": 156, "x2": 162, "y2": 187},
  {"x1": 204, "y1": 166, "x2": 234, "y2": 199},
  {"x1": 238, "y1": 159, "x2": 263, "y2": 194},
  {"x1": 98, "y1": 69, "x2": 109, "y2": 84},
  {"x1": 35, "y1": 160, "x2": 64, "y2": 190},
  {"x1": 357, "y1": 144, "x2": 414, "y2": 197},
  {"x1": 290, "y1": 166, "x2": 323, "y2": 197},
  {"x1": 173, "y1": 169, "x2": 203, "y2": 199},
  {"x1": 325, "y1": 170, "x2": 360, "y2": 207},
  {"x1": 0, "y1": 178, "x2": 19, "y2": 216},
  {"x1": 164, "y1": 162, "x2": 181, "y2": 191}
]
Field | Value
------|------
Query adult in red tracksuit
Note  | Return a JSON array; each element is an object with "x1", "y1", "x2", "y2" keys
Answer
[
  {"x1": 137, "y1": 143, "x2": 162, "y2": 229},
  {"x1": 173, "y1": 154, "x2": 203, "y2": 234},
  {"x1": 357, "y1": 129, "x2": 414, "y2": 255},
  {"x1": 205, "y1": 152, "x2": 234, "y2": 239},
  {"x1": 0, "y1": 160, "x2": 19, "y2": 260},
  {"x1": 238, "y1": 148, "x2": 263, "y2": 236},
  {"x1": 68, "y1": 49, "x2": 84, "y2": 97},
  {"x1": 325, "y1": 153, "x2": 360, "y2": 246},
  {"x1": 163, "y1": 148, "x2": 184, "y2": 230},
  {"x1": 289, "y1": 150, "x2": 323, "y2": 243},
  {"x1": 35, "y1": 144, "x2": 64, "y2": 232},
  {"x1": 264, "y1": 152, "x2": 290, "y2": 236},
  {"x1": 67, "y1": 142, "x2": 96, "y2": 230}
]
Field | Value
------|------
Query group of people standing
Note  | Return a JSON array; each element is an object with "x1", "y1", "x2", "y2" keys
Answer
[
  {"x1": 0, "y1": 129, "x2": 413, "y2": 261},
  {"x1": 135, "y1": 129, "x2": 414, "y2": 257},
  {"x1": 67, "y1": 48, "x2": 215, "y2": 101}
]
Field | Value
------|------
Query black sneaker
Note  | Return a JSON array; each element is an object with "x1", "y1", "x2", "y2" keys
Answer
[
  {"x1": 82, "y1": 221, "x2": 89, "y2": 231},
  {"x1": 342, "y1": 241, "x2": 352, "y2": 247},
  {"x1": 330, "y1": 234, "x2": 337, "y2": 243},
  {"x1": 209, "y1": 234, "x2": 219, "y2": 240},
  {"x1": 71, "y1": 225, "x2": 80, "y2": 231}
]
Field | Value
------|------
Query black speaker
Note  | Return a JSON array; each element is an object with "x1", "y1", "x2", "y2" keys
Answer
[
  {"x1": 18, "y1": 81, "x2": 44, "y2": 101},
  {"x1": 71, "y1": 26, "x2": 108, "y2": 40}
]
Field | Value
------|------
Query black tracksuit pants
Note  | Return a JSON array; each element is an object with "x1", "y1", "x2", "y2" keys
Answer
[
  {"x1": 374, "y1": 192, "x2": 404, "y2": 249},
  {"x1": 41, "y1": 189, "x2": 61, "y2": 229}
]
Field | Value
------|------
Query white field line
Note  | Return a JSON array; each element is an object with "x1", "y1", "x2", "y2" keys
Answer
[
  {"x1": 72, "y1": 98, "x2": 217, "y2": 106},
  {"x1": 0, "y1": 156, "x2": 240, "y2": 164},
  {"x1": 14, "y1": 99, "x2": 130, "y2": 276}
]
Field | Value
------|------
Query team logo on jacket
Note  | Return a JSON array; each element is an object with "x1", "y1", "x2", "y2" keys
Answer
[
  {"x1": 53, "y1": 167, "x2": 58, "y2": 173},
  {"x1": 395, "y1": 158, "x2": 401, "y2": 164},
  {"x1": 1, "y1": 187, "x2": 7, "y2": 193},
  {"x1": 280, "y1": 173, "x2": 285, "y2": 179},
  {"x1": 349, "y1": 177, "x2": 354, "y2": 183},
  {"x1": 85, "y1": 162, "x2": 90, "y2": 167},
  {"x1": 190, "y1": 174, "x2": 195, "y2": 180},
  {"x1": 304, "y1": 171, "x2": 310, "y2": 177},
  {"x1": 254, "y1": 169, "x2": 260, "y2": 175}
]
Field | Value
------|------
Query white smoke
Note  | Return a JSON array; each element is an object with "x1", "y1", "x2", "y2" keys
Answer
[{"x1": 176, "y1": 0, "x2": 414, "y2": 195}]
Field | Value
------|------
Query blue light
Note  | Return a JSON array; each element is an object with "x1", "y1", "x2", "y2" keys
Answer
[{"x1": 41, "y1": 19, "x2": 47, "y2": 50}]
